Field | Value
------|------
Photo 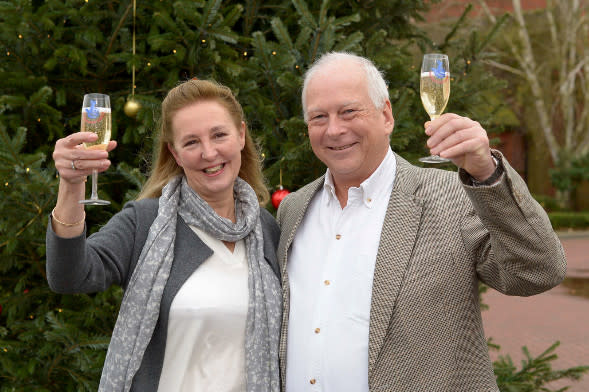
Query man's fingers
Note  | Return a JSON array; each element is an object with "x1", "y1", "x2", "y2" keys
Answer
[{"x1": 429, "y1": 125, "x2": 480, "y2": 155}]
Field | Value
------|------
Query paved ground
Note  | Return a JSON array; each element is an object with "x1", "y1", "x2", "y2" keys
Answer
[{"x1": 482, "y1": 231, "x2": 589, "y2": 392}]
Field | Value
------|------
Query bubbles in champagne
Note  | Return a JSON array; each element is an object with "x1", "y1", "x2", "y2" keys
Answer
[
  {"x1": 420, "y1": 72, "x2": 450, "y2": 119},
  {"x1": 81, "y1": 108, "x2": 111, "y2": 150}
]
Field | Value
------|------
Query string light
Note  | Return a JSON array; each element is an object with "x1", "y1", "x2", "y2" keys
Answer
[
  {"x1": 4, "y1": 182, "x2": 8, "y2": 187},
  {"x1": 37, "y1": 118, "x2": 41, "y2": 122},
  {"x1": 147, "y1": 62, "x2": 151, "y2": 67},
  {"x1": 201, "y1": 39, "x2": 206, "y2": 43},
  {"x1": 243, "y1": 51, "x2": 248, "y2": 56},
  {"x1": 272, "y1": 51, "x2": 277, "y2": 55},
  {"x1": 26, "y1": 168, "x2": 30, "y2": 173},
  {"x1": 6, "y1": 51, "x2": 10, "y2": 56},
  {"x1": 173, "y1": 49, "x2": 177, "y2": 54},
  {"x1": 18, "y1": 34, "x2": 22, "y2": 39}
]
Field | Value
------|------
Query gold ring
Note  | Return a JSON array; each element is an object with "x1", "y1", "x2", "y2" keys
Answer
[{"x1": 71, "y1": 160, "x2": 77, "y2": 170}]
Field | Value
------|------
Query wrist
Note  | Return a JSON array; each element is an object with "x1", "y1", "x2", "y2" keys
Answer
[
  {"x1": 471, "y1": 155, "x2": 502, "y2": 186},
  {"x1": 51, "y1": 208, "x2": 86, "y2": 227}
]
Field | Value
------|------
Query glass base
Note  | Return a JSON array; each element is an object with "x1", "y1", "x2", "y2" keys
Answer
[
  {"x1": 79, "y1": 199, "x2": 111, "y2": 206},
  {"x1": 419, "y1": 155, "x2": 451, "y2": 164}
]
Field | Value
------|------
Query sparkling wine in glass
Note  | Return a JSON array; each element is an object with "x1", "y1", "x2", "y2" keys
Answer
[
  {"x1": 419, "y1": 53, "x2": 451, "y2": 164},
  {"x1": 79, "y1": 93, "x2": 111, "y2": 205}
]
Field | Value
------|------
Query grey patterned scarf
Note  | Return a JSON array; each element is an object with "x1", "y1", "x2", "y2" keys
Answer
[{"x1": 99, "y1": 175, "x2": 281, "y2": 392}]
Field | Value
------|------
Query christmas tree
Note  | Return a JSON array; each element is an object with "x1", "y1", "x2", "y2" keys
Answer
[{"x1": 1, "y1": 0, "x2": 586, "y2": 389}]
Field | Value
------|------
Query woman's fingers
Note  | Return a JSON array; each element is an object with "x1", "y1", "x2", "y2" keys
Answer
[{"x1": 53, "y1": 132, "x2": 116, "y2": 183}]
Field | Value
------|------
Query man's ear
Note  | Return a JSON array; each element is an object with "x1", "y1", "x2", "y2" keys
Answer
[{"x1": 383, "y1": 100, "x2": 395, "y2": 136}]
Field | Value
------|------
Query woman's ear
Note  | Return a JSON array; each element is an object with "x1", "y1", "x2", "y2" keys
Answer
[
  {"x1": 239, "y1": 121, "x2": 246, "y2": 150},
  {"x1": 168, "y1": 143, "x2": 182, "y2": 167}
]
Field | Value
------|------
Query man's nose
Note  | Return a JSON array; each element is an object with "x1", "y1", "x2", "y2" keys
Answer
[{"x1": 326, "y1": 116, "x2": 345, "y2": 137}]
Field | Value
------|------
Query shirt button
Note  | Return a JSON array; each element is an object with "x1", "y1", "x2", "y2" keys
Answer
[
  {"x1": 335, "y1": 234, "x2": 341, "y2": 240},
  {"x1": 310, "y1": 379, "x2": 316, "y2": 385},
  {"x1": 367, "y1": 198, "x2": 372, "y2": 202},
  {"x1": 324, "y1": 280, "x2": 330, "y2": 286},
  {"x1": 314, "y1": 327, "x2": 320, "y2": 333}
]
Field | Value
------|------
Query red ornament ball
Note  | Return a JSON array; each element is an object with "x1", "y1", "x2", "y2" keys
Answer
[{"x1": 271, "y1": 186, "x2": 290, "y2": 209}]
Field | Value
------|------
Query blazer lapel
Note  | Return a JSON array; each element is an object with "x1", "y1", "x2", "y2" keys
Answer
[
  {"x1": 277, "y1": 176, "x2": 324, "y2": 271},
  {"x1": 277, "y1": 176, "x2": 324, "y2": 386},
  {"x1": 368, "y1": 155, "x2": 424, "y2": 375}
]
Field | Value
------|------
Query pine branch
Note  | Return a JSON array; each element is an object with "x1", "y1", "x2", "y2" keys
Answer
[
  {"x1": 271, "y1": 17, "x2": 294, "y2": 50},
  {"x1": 105, "y1": 3, "x2": 132, "y2": 58},
  {"x1": 292, "y1": 0, "x2": 317, "y2": 30},
  {"x1": 202, "y1": 0, "x2": 223, "y2": 28}
]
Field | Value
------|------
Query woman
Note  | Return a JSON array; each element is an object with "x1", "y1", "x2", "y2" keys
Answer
[{"x1": 46, "y1": 79, "x2": 281, "y2": 392}]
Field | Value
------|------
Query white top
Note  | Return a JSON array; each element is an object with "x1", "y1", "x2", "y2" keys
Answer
[
  {"x1": 157, "y1": 227, "x2": 248, "y2": 392},
  {"x1": 286, "y1": 148, "x2": 396, "y2": 392}
]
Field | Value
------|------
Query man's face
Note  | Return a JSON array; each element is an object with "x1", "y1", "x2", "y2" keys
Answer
[{"x1": 304, "y1": 61, "x2": 394, "y2": 189}]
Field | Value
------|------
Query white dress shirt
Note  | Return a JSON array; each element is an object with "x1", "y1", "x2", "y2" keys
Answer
[
  {"x1": 157, "y1": 227, "x2": 247, "y2": 392},
  {"x1": 286, "y1": 148, "x2": 397, "y2": 392}
]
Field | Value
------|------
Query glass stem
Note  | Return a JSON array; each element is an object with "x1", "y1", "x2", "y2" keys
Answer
[{"x1": 90, "y1": 170, "x2": 99, "y2": 201}]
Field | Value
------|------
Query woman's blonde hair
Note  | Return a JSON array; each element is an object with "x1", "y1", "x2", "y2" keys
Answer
[{"x1": 137, "y1": 79, "x2": 269, "y2": 205}]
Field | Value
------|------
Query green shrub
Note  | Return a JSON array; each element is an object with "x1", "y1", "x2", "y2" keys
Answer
[{"x1": 548, "y1": 211, "x2": 589, "y2": 230}]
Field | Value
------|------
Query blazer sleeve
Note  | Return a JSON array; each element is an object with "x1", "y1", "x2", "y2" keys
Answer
[
  {"x1": 459, "y1": 152, "x2": 567, "y2": 296},
  {"x1": 45, "y1": 200, "x2": 156, "y2": 294},
  {"x1": 260, "y1": 207, "x2": 281, "y2": 279}
]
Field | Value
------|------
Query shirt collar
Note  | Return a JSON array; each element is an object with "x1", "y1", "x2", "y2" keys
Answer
[{"x1": 323, "y1": 147, "x2": 396, "y2": 208}]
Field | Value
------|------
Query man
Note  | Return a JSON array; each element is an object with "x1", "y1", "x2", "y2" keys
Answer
[{"x1": 276, "y1": 52, "x2": 566, "y2": 391}]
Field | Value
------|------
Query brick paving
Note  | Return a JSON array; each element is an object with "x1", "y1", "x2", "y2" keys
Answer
[{"x1": 482, "y1": 232, "x2": 589, "y2": 392}]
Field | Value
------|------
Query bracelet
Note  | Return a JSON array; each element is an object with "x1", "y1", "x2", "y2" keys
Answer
[{"x1": 51, "y1": 208, "x2": 86, "y2": 227}]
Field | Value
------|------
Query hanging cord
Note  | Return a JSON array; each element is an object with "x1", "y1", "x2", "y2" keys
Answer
[{"x1": 131, "y1": 0, "x2": 136, "y2": 97}]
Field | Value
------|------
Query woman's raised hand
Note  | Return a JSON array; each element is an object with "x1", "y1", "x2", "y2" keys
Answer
[{"x1": 52, "y1": 132, "x2": 117, "y2": 184}]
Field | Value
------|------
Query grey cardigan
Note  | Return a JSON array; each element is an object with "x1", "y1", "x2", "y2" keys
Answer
[{"x1": 46, "y1": 198, "x2": 281, "y2": 391}]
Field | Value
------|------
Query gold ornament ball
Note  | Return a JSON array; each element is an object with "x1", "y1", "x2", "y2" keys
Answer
[{"x1": 124, "y1": 99, "x2": 141, "y2": 118}]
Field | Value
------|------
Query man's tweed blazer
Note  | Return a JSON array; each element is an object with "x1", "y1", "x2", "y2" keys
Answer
[{"x1": 276, "y1": 152, "x2": 566, "y2": 391}]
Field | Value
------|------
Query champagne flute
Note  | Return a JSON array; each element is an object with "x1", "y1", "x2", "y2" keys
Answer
[
  {"x1": 79, "y1": 93, "x2": 112, "y2": 205},
  {"x1": 419, "y1": 53, "x2": 451, "y2": 164}
]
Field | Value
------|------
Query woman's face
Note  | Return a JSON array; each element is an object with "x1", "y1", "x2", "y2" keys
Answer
[{"x1": 168, "y1": 100, "x2": 245, "y2": 206}]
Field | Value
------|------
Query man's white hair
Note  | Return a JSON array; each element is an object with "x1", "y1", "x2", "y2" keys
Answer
[{"x1": 301, "y1": 52, "x2": 389, "y2": 122}]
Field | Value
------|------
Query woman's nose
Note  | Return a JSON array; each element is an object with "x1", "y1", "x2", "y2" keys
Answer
[{"x1": 200, "y1": 142, "x2": 217, "y2": 160}]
